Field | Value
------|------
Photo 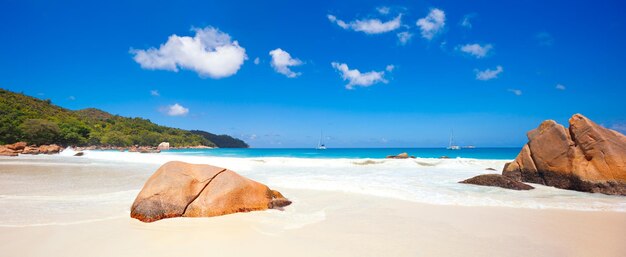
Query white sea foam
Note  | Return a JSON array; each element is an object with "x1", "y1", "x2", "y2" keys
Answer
[{"x1": 78, "y1": 150, "x2": 626, "y2": 212}]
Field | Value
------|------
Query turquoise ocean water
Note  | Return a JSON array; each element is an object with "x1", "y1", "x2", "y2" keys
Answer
[{"x1": 162, "y1": 147, "x2": 521, "y2": 159}]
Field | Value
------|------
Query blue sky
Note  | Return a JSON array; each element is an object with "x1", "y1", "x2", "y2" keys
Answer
[{"x1": 1, "y1": 0, "x2": 625, "y2": 147}]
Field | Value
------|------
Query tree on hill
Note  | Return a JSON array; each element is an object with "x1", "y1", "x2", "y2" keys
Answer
[{"x1": 19, "y1": 119, "x2": 61, "y2": 145}]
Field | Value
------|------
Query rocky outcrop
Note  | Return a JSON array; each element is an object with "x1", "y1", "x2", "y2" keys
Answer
[
  {"x1": 139, "y1": 146, "x2": 160, "y2": 153},
  {"x1": 157, "y1": 142, "x2": 170, "y2": 151},
  {"x1": 460, "y1": 174, "x2": 534, "y2": 190},
  {"x1": 0, "y1": 143, "x2": 62, "y2": 156},
  {"x1": 131, "y1": 161, "x2": 291, "y2": 222},
  {"x1": 386, "y1": 152, "x2": 410, "y2": 159},
  {"x1": 37, "y1": 144, "x2": 62, "y2": 154},
  {"x1": 503, "y1": 114, "x2": 626, "y2": 195},
  {"x1": 6, "y1": 142, "x2": 26, "y2": 151},
  {"x1": 21, "y1": 146, "x2": 40, "y2": 154},
  {"x1": 0, "y1": 146, "x2": 18, "y2": 156}
]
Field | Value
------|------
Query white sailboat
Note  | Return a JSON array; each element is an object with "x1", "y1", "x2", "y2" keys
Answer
[
  {"x1": 317, "y1": 131, "x2": 327, "y2": 150},
  {"x1": 446, "y1": 130, "x2": 461, "y2": 150}
]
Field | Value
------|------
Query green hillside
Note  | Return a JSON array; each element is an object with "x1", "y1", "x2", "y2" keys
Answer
[
  {"x1": 0, "y1": 88, "x2": 245, "y2": 148},
  {"x1": 190, "y1": 130, "x2": 249, "y2": 148}
]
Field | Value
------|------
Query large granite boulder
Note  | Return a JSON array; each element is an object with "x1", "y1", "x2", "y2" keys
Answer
[
  {"x1": 460, "y1": 174, "x2": 534, "y2": 190},
  {"x1": 503, "y1": 114, "x2": 626, "y2": 195},
  {"x1": 131, "y1": 161, "x2": 291, "y2": 222}
]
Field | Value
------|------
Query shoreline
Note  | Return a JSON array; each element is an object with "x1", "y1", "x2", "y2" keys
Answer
[{"x1": 1, "y1": 153, "x2": 624, "y2": 214}]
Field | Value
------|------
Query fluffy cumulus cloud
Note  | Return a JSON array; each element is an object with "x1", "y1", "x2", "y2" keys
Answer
[
  {"x1": 131, "y1": 27, "x2": 247, "y2": 78},
  {"x1": 165, "y1": 103, "x2": 189, "y2": 116},
  {"x1": 457, "y1": 43, "x2": 493, "y2": 58},
  {"x1": 331, "y1": 62, "x2": 390, "y2": 89},
  {"x1": 508, "y1": 89, "x2": 522, "y2": 96},
  {"x1": 253, "y1": 57, "x2": 260, "y2": 65},
  {"x1": 327, "y1": 14, "x2": 402, "y2": 34},
  {"x1": 475, "y1": 66, "x2": 503, "y2": 81},
  {"x1": 397, "y1": 31, "x2": 413, "y2": 45},
  {"x1": 416, "y1": 8, "x2": 445, "y2": 40},
  {"x1": 556, "y1": 84, "x2": 566, "y2": 90},
  {"x1": 269, "y1": 48, "x2": 303, "y2": 78}
]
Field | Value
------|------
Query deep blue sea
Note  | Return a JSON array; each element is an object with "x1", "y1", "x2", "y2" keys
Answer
[{"x1": 162, "y1": 147, "x2": 521, "y2": 160}]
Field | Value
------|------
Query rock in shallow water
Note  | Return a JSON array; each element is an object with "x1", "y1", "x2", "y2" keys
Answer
[
  {"x1": 460, "y1": 174, "x2": 534, "y2": 190},
  {"x1": 503, "y1": 114, "x2": 626, "y2": 195},
  {"x1": 386, "y1": 152, "x2": 409, "y2": 159},
  {"x1": 131, "y1": 161, "x2": 291, "y2": 222}
]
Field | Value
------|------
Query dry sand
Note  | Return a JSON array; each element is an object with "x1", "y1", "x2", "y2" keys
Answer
[{"x1": 0, "y1": 188, "x2": 625, "y2": 257}]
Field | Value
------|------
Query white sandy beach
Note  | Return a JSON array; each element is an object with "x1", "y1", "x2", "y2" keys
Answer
[{"x1": 1, "y1": 152, "x2": 625, "y2": 257}]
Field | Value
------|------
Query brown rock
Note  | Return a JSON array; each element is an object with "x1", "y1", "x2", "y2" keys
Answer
[
  {"x1": 0, "y1": 146, "x2": 18, "y2": 156},
  {"x1": 503, "y1": 114, "x2": 626, "y2": 195},
  {"x1": 74, "y1": 152, "x2": 84, "y2": 156},
  {"x1": 139, "y1": 147, "x2": 160, "y2": 153},
  {"x1": 6, "y1": 142, "x2": 27, "y2": 151},
  {"x1": 386, "y1": 152, "x2": 409, "y2": 159},
  {"x1": 38, "y1": 144, "x2": 62, "y2": 154},
  {"x1": 460, "y1": 174, "x2": 534, "y2": 190},
  {"x1": 21, "y1": 146, "x2": 40, "y2": 155},
  {"x1": 130, "y1": 161, "x2": 291, "y2": 222}
]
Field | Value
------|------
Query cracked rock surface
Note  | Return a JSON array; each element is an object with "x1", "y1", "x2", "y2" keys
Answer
[
  {"x1": 503, "y1": 114, "x2": 626, "y2": 195},
  {"x1": 131, "y1": 161, "x2": 291, "y2": 222}
]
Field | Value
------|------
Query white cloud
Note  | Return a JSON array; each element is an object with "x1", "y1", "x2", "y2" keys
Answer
[
  {"x1": 385, "y1": 65, "x2": 395, "y2": 72},
  {"x1": 457, "y1": 43, "x2": 493, "y2": 58},
  {"x1": 328, "y1": 14, "x2": 402, "y2": 34},
  {"x1": 556, "y1": 84, "x2": 566, "y2": 90},
  {"x1": 165, "y1": 103, "x2": 189, "y2": 116},
  {"x1": 508, "y1": 89, "x2": 522, "y2": 96},
  {"x1": 536, "y1": 32, "x2": 554, "y2": 46},
  {"x1": 475, "y1": 66, "x2": 503, "y2": 81},
  {"x1": 131, "y1": 27, "x2": 247, "y2": 78},
  {"x1": 68, "y1": 96, "x2": 76, "y2": 101},
  {"x1": 611, "y1": 123, "x2": 626, "y2": 134},
  {"x1": 460, "y1": 13, "x2": 476, "y2": 28},
  {"x1": 253, "y1": 57, "x2": 260, "y2": 65},
  {"x1": 331, "y1": 62, "x2": 389, "y2": 89},
  {"x1": 416, "y1": 8, "x2": 445, "y2": 40},
  {"x1": 397, "y1": 31, "x2": 413, "y2": 45},
  {"x1": 377, "y1": 6, "x2": 391, "y2": 15},
  {"x1": 150, "y1": 90, "x2": 160, "y2": 96},
  {"x1": 269, "y1": 48, "x2": 303, "y2": 78}
]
